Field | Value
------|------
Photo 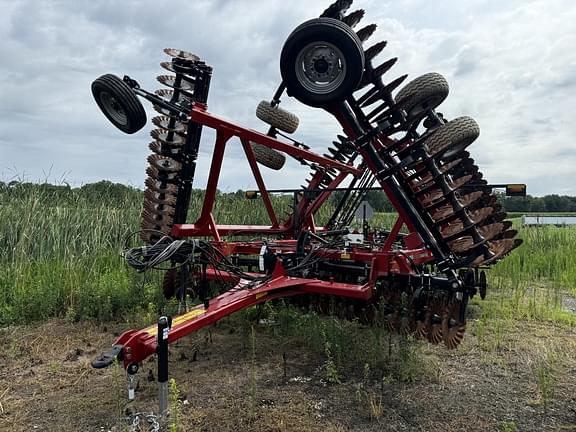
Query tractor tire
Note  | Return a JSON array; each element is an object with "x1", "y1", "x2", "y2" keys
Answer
[
  {"x1": 395, "y1": 72, "x2": 449, "y2": 125},
  {"x1": 280, "y1": 18, "x2": 365, "y2": 107},
  {"x1": 422, "y1": 116, "x2": 480, "y2": 160},
  {"x1": 256, "y1": 100, "x2": 299, "y2": 134},
  {"x1": 91, "y1": 74, "x2": 147, "y2": 134},
  {"x1": 250, "y1": 142, "x2": 286, "y2": 170}
]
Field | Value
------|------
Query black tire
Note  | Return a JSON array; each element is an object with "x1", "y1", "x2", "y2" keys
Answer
[
  {"x1": 395, "y1": 72, "x2": 449, "y2": 125},
  {"x1": 256, "y1": 101, "x2": 300, "y2": 134},
  {"x1": 250, "y1": 142, "x2": 286, "y2": 170},
  {"x1": 280, "y1": 18, "x2": 365, "y2": 108},
  {"x1": 422, "y1": 117, "x2": 480, "y2": 160},
  {"x1": 91, "y1": 74, "x2": 147, "y2": 134}
]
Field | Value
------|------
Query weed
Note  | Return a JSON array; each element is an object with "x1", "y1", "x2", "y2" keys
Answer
[
  {"x1": 248, "y1": 325, "x2": 258, "y2": 421},
  {"x1": 366, "y1": 392, "x2": 383, "y2": 420},
  {"x1": 493, "y1": 318, "x2": 505, "y2": 351},
  {"x1": 533, "y1": 355, "x2": 556, "y2": 416},
  {"x1": 396, "y1": 337, "x2": 419, "y2": 382},
  {"x1": 490, "y1": 224, "x2": 576, "y2": 294},
  {"x1": 48, "y1": 361, "x2": 61, "y2": 374},
  {"x1": 354, "y1": 364, "x2": 384, "y2": 420},
  {"x1": 169, "y1": 378, "x2": 181, "y2": 432},
  {"x1": 109, "y1": 358, "x2": 126, "y2": 423},
  {"x1": 321, "y1": 323, "x2": 342, "y2": 384},
  {"x1": 5, "y1": 338, "x2": 22, "y2": 359},
  {"x1": 3, "y1": 182, "x2": 575, "y2": 336},
  {"x1": 500, "y1": 420, "x2": 518, "y2": 432},
  {"x1": 65, "y1": 304, "x2": 79, "y2": 324},
  {"x1": 269, "y1": 302, "x2": 437, "y2": 385},
  {"x1": 474, "y1": 318, "x2": 486, "y2": 347}
]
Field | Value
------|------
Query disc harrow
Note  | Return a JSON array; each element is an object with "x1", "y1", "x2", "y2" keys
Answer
[{"x1": 90, "y1": 1, "x2": 524, "y2": 378}]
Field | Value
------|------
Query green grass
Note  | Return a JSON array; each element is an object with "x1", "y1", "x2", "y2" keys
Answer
[
  {"x1": 0, "y1": 184, "x2": 336, "y2": 324},
  {"x1": 369, "y1": 212, "x2": 401, "y2": 229},
  {"x1": 2, "y1": 184, "x2": 575, "y2": 332},
  {"x1": 491, "y1": 224, "x2": 576, "y2": 295},
  {"x1": 267, "y1": 304, "x2": 439, "y2": 383},
  {"x1": 0, "y1": 188, "x2": 142, "y2": 324}
]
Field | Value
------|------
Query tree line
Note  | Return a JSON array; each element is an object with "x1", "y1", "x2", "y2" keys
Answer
[
  {"x1": 329, "y1": 190, "x2": 576, "y2": 213},
  {"x1": 1, "y1": 181, "x2": 574, "y2": 213},
  {"x1": 360, "y1": 193, "x2": 576, "y2": 213},
  {"x1": 500, "y1": 194, "x2": 576, "y2": 213}
]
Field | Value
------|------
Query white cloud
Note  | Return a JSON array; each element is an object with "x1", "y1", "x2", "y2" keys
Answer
[{"x1": 0, "y1": 0, "x2": 574, "y2": 197}]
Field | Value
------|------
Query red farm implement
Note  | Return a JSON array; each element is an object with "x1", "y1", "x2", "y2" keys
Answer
[{"x1": 90, "y1": 0, "x2": 523, "y2": 410}]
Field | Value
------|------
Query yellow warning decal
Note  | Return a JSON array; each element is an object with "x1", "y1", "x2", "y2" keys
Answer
[
  {"x1": 255, "y1": 292, "x2": 268, "y2": 300},
  {"x1": 145, "y1": 308, "x2": 205, "y2": 336}
]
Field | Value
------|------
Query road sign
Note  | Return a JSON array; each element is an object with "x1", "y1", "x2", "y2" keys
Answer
[{"x1": 355, "y1": 200, "x2": 374, "y2": 221}]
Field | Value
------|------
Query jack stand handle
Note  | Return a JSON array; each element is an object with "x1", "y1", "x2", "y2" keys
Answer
[{"x1": 157, "y1": 316, "x2": 171, "y2": 416}]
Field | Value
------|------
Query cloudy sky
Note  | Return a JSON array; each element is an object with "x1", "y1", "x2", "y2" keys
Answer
[{"x1": 0, "y1": 0, "x2": 574, "y2": 196}]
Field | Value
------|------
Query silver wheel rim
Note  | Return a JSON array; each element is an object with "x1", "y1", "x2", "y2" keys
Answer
[
  {"x1": 100, "y1": 91, "x2": 128, "y2": 125},
  {"x1": 295, "y1": 41, "x2": 347, "y2": 95}
]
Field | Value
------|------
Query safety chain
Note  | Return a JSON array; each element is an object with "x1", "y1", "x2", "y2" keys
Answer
[{"x1": 127, "y1": 412, "x2": 161, "y2": 432}]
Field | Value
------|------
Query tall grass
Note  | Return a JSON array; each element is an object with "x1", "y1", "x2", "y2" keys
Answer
[
  {"x1": 491, "y1": 224, "x2": 576, "y2": 294},
  {"x1": 1, "y1": 183, "x2": 575, "y2": 328},
  {"x1": 0, "y1": 184, "x2": 334, "y2": 324},
  {"x1": 0, "y1": 186, "x2": 144, "y2": 324},
  {"x1": 478, "y1": 225, "x2": 576, "y2": 328},
  {"x1": 367, "y1": 212, "x2": 399, "y2": 230}
]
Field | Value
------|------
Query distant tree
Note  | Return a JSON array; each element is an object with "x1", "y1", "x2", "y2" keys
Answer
[
  {"x1": 80, "y1": 181, "x2": 140, "y2": 204},
  {"x1": 329, "y1": 189, "x2": 394, "y2": 213},
  {"x1": 501, "y1": 194, "x2": 576, "y2": 213},
  {"x1": 542, "y1": 195, "x2": 563, "y2": 212},
  {"x1": 529, "y1": 198, "x2": 547, "y2": 212},
  {"x1": 364, "y1": 190, "x2": 394, "y2": 212}
]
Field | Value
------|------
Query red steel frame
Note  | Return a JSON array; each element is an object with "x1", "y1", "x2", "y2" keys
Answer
[{"x1": 109, "y1": 102, "x2": 434, "y2": 369}]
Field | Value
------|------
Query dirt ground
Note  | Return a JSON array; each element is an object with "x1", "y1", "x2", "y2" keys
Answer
[{"x1": 1, "y1": 315, "x2": 575, "y2": 432}]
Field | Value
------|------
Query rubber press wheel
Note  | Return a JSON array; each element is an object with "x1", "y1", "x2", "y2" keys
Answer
[
  {"x1": 250, "y1": 142, "x2": 286, "y2": 170},
  {"x1": 280, "y1": 18, "x2": 365, "y2": 107},
  {"x1": 91, "y1": 74, "x2": 147, "y2": 134},
  {"x1": 423, "y1": 116, "x2": 480, "y2": 160},
  {"x1": 394, "y1": 72, "x2": 449, "y2": 125},
  {"x1": 256, "y1": 100, "x2": 300, "y2": 134}
]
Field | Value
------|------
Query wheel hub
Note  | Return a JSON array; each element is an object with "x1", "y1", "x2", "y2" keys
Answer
[
  {"x1": 100, "y1": 91, "x2": 128, "y2": 125},
  {"x1": 314, "y1": 58, "x2": 329, "y2": 74},
  {"x1": 296, "y1": 41, "x2": 347, "y2": 94}
]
